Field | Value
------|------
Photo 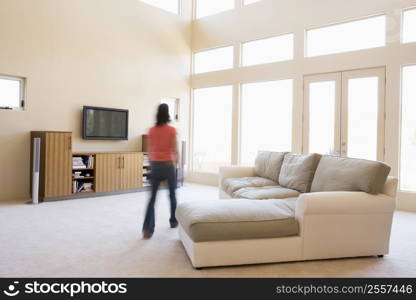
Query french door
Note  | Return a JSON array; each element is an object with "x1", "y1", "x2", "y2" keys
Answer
[{"x1": 303, "y1": 67, "x2": 385, "y2": 161}]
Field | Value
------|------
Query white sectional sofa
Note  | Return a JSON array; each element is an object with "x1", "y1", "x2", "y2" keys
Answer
[{"x1": 177, "y1": 152, "x2": 397, "y2": 269}]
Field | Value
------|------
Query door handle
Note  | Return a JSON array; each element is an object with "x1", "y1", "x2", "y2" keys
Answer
[
  {"x1": 68, "y1": 136, "x2": 72, "y2": 151},
  {"x1": 122, "y1": 156, "x2": 125, "y2": 169}
]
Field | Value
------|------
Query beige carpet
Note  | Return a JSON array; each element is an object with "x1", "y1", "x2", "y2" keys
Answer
[{"x1": 0, "y1": 183, "x2": 415, "y2": 278}]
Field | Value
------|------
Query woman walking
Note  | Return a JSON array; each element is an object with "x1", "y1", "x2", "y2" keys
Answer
[{"x1": 142, "y1": 104, "x2": 178, "y2": 239}]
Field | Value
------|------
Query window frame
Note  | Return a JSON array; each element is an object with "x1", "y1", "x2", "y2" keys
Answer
[
  {"x1": 192, "y1": 45, "x2": 234, "y2": 74},
  {"x1": 0, "y1": 74, "x2": 26, "y2": 111},
  {"x1": 305, "y1": 14, "x2": 387, "y2": 58}
]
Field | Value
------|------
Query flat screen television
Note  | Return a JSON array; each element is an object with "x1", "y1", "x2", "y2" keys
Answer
[{"x1": 82, "y1": 106, "x2": 129, "y2": 140}]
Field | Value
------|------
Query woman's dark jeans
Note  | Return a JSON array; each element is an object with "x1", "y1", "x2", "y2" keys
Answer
[{"x1": 142, "y1": 161, "x2": 177, "y2": 233}]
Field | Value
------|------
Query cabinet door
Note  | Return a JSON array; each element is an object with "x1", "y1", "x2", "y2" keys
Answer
[
  {"x1": 95, "y1": 154, "x2": 121, "y2": 193},
  {"x1": 44, "y1": 132, "x2": 72, "y2": 197},
  {"x1": 120, "y1": 153, "x2": 142, "y2": 190}
]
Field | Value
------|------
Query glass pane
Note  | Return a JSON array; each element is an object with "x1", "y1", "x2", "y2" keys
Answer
[
  {"x1": 141, "y1": 0, "x2": 179, "y2": 14},
  {"x1": 196, "y1": 0, "x2": 234, "y2": 19},
  {"x1": 403, "y1": 8, "x2": 416, "y2": 44},
  {"x1": 347, "y1": 77, "x2": 379, "y2": 160},
  {"x1": 307, "y1": 16, "x2": 386, "y2": 57},
  {"x1": 193, "y1": 86, "x2": 232, "y2": 173},
  {"x1": 309, "y1": 81, "x2": 336, "y2": 155},
  {"x1": 241, "y1": 80, "x2": 293, "y2": 165},
  {"x1": 242, "y1": 34, "x2": 294, "y2": 66},
  {"x1": 0, "y1": 78, "x2": 21, "y2": 108},
  {"x1": 400, "y1": 66, "x2": 416, "y2": 191},
  {"x1": 194, "y1": 46, "x2": 234, "y2": 74}
]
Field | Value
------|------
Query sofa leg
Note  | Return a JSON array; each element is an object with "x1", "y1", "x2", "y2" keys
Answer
[{"x1": 377, "y1": 255, "x2": 384, "y2": 258}]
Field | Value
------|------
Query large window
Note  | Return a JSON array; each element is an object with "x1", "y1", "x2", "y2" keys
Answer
[
  {"x1": 242, "y1": 34, "x2": 294, "y2": 67},
  {"x1": 196, "y1": 0, "x2": 234, "y2": 19},
  {"x1": 193, "y1": 46, "x2": 234, "y2": 74},
  {"x1": 240, "y1": 80, "x2": 293, "y2": 164},
  {"x1": 403, "y1": 8, "x2": 416, "y2": 44},
  {"x1": 140, "y1": 0, "x2": 180, "y2": 14},
  {"x1": 400, "y1": 65, "x2": 416, "y2": 191},
  {"x1": 306, "y1": 15, "x2": 386, "y2": 57},
  {"x1": 192, "y1": 86, "x2": 233, "y2": 173},
  {"x1": 0, "y1": 75, "x2": 25, "y2": 110}
]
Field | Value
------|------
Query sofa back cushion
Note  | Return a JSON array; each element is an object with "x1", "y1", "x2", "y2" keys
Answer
[
  {"x1": 254, "y1": 151, "x2": 287, "y2": 182},
  {"x1": 279, "y1": 153, "x2": 321, "y2": 193},
  {"x1": 311, "y1": 155, "x2": 391, "y2": 194}
]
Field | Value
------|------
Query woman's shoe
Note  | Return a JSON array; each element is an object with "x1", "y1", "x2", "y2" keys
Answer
[
  {"x1": 170, "y1": 220, "x2": 178, "y2": 228},
  {"x1": 142, "y1": 229, "x2": 153, "y2": 239}
]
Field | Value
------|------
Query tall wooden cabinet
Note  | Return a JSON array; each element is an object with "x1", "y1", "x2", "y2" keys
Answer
[
  {"x1": 31, "y1": 131, "x2": 73, "y2": 199},
  {"x1": 31, "y1": 131, "x2": 144, "y2": 202}
]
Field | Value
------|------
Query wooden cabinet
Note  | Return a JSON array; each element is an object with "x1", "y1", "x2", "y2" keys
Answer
[
  {"x1": 121, "y1": 153, "x2": 143, "y2": 190},
  {"x1": 95, "y1": 152, "x2": 142, "y2": 193},
  {"x1": 95, "y1": 153, "x2": 118, "y2": 193},
  {"x1": 31, "y1": 131, "x2": 143, "y2": 201},
  {"x1": 31, "y1": 131, "x2": 72, "y2": 199}
]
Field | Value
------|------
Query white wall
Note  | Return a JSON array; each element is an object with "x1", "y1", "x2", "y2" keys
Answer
[
  {"x1": 188, "y1": 0, "x2": 416, "y2": 210},
  {"x1": 0, "y1": 0, "x2": 192, "y2": 202}
]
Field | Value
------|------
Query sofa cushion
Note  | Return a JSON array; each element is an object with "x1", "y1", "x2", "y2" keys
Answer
[
  {"x1": 254, "y1": 151, "x2": 287, "y2": 182},
  {"x1": 176, "y1": 199, "x2": 298, "y2": 242},
  {"x1": 233, "y1": 186, "x2": 300, "y2": 199},
  {"x1": 222, "y1": 177, "x2": 276, "y2": 195},
  {"x1": 311, "y1": 155, "x2": 391, "y2": 194},
  {"x1": 279, "y1": 153, "x2": 321, "y2": 193}
]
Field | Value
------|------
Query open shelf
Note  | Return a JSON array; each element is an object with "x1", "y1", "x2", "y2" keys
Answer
[{"x1": 72, "y1": 154, "x2": 95, "y2": 194}]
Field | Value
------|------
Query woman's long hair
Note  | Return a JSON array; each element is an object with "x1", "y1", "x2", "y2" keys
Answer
[{"x1": 155, "y1": 103, "x2": 171, "y2": 126}]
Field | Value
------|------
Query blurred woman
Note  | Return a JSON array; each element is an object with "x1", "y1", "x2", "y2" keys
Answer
[{"x1": 142, "y1": 104, "x2": 178, "y2": 239}]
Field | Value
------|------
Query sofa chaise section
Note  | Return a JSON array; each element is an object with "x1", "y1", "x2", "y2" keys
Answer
[{"x1": 176, "y1": 198, "x2": 298, "y2": 242}]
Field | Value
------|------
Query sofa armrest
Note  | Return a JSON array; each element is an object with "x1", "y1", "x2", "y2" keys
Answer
[
  {"x1": 383, "y1": 176, "x2": 398, "y2": 198},
  {"x1": 219, "y1": 166, "x2": 255, "y2": 182},
  {"x1": 295, "y1": 191, "x2": 396, "y2": 217}
]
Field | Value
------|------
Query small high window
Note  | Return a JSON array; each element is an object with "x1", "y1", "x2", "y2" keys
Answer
[
  {"x1": 195, "y1": 0, "x2": 234, "y2": 19},
  {"x1": 193, "y1": 46, "x2": 234, "y2": 74},
  {"x1": 306, "y1": 15, "x2": 386, "y2": 57},
  {"x1": 242, "y1": 34, "x2": 294, "y2": 67},
  {"x1": 403, "y1": 8, "x2": 416, "y2": 43},
  {"x1": 0, "y1": 75, "x2": 25, "y2": 110},
  {"x1": 141, "y1": 0, "x2": 180, "y2": 15},
  {"x1": 244, "y1": 0, "x2": 262, "y2": 5}
]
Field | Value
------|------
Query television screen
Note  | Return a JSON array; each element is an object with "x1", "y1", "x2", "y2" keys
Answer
[{"x1": 83, "y1": 106, "x2": 128, "y2": 140}]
